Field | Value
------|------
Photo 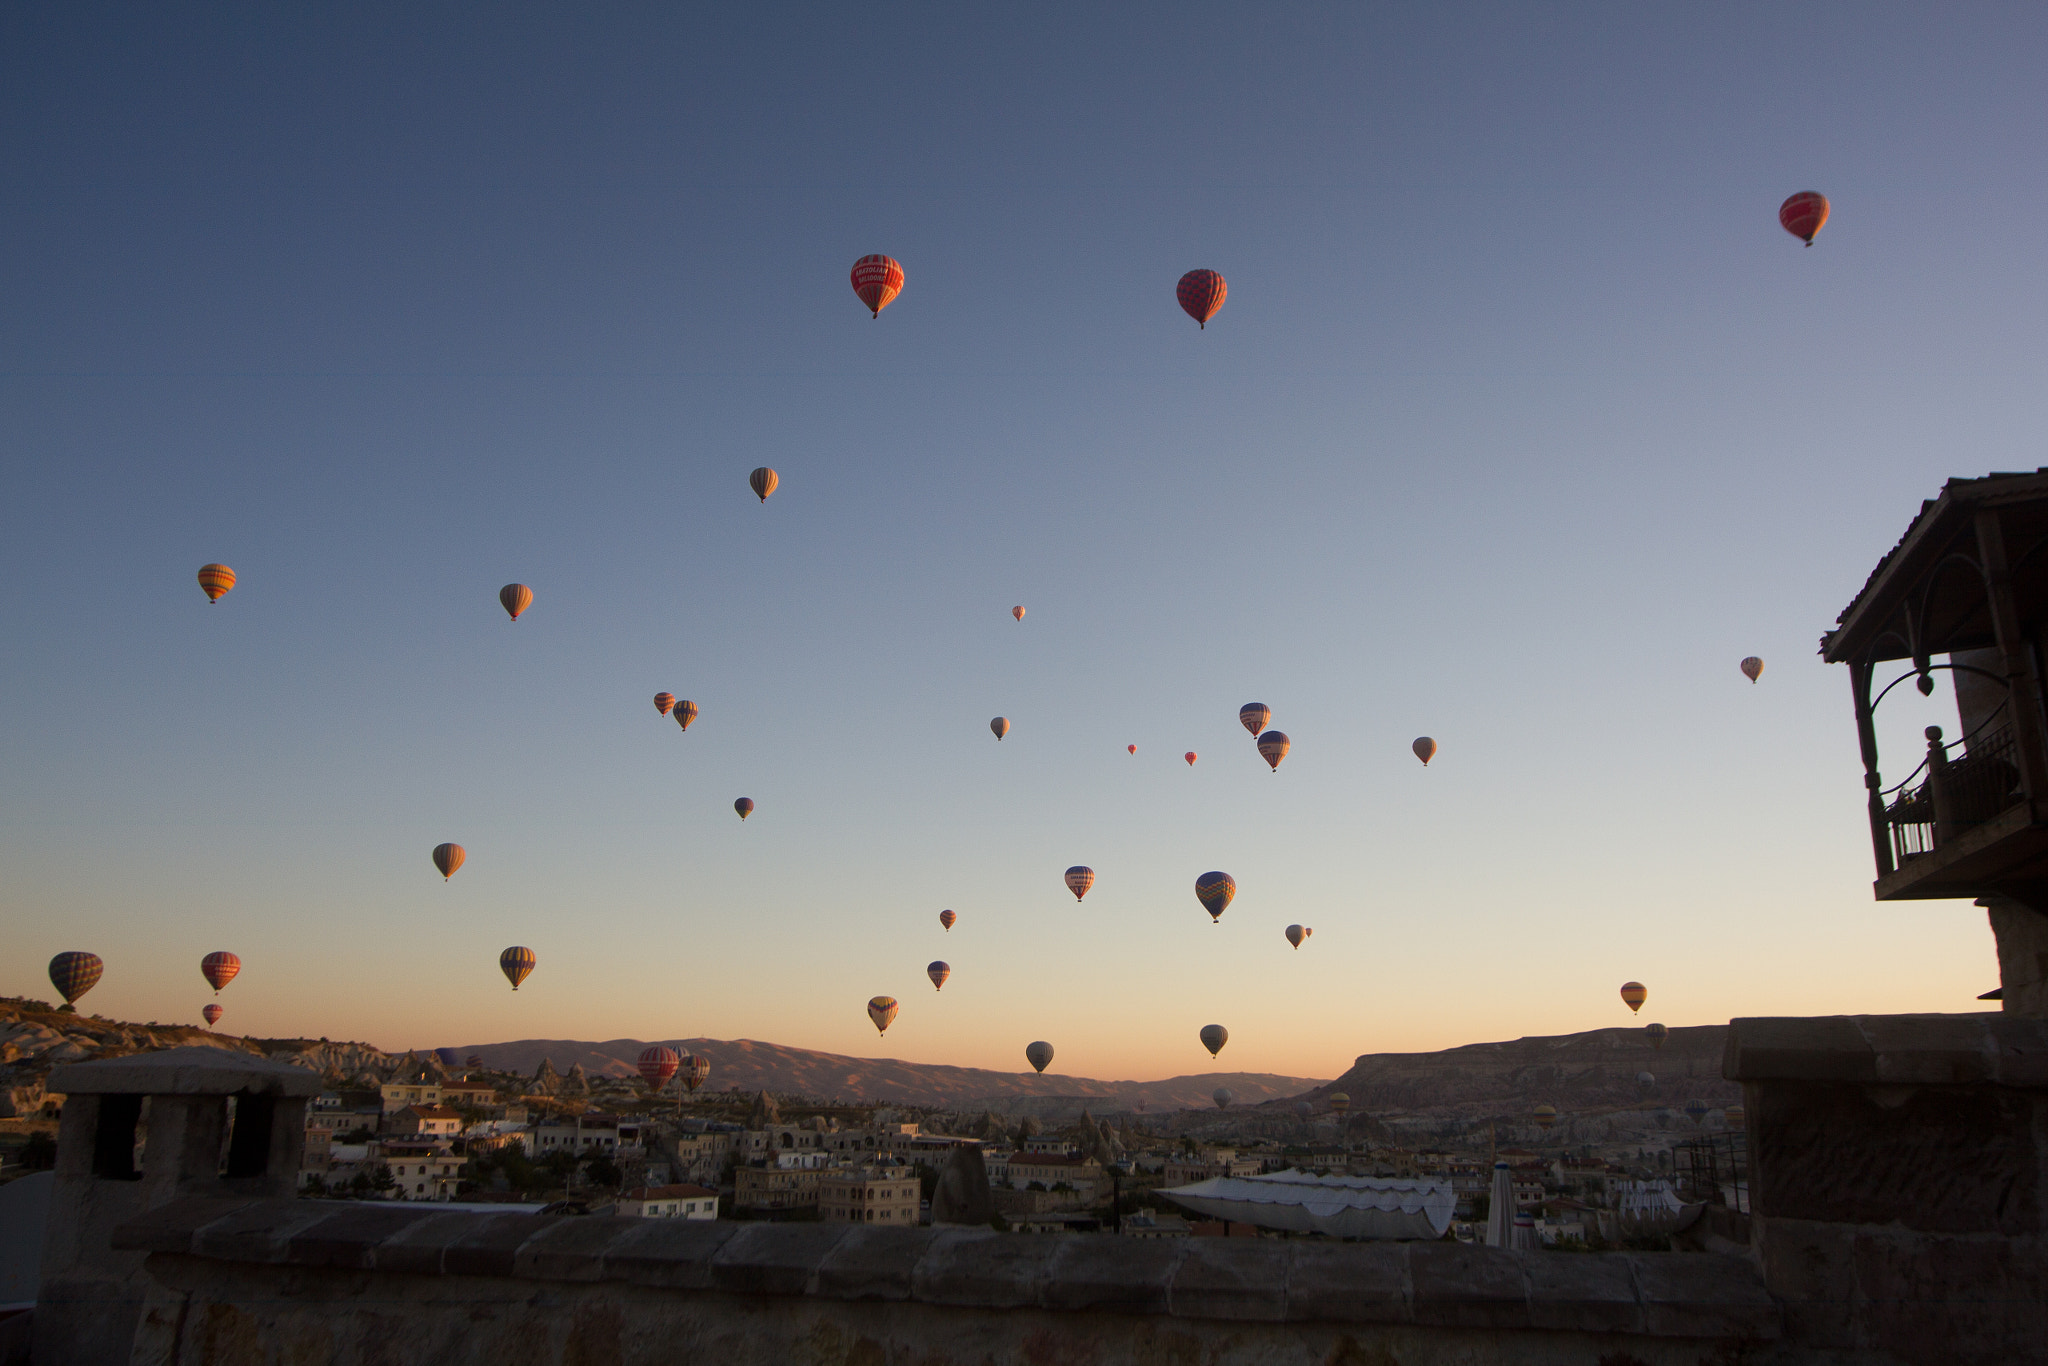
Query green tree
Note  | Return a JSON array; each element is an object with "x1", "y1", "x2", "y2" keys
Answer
[
  {"x1": 369, "y1": 1163, "x2": 395, "y2": 1195},
  {"x1": 539, "y1": 1149, "x2": 580, "y2": 1193},
  {"x1": 583, "y1": 1153, "x2": 622, "y2": 1190}
]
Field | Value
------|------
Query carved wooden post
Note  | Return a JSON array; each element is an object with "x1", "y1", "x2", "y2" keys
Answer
[
  {"x1": 1926, "y1": 727, "x2": 1955, "y2": 847},
  {"x1": 1973, "y1": 510, "x2": 2048, "y2": 808},
  {"x1": 1850, "y1": 660, "x2": 1894, "y2": 876}
]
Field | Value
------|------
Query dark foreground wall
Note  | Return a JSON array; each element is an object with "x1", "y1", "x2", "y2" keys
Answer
[{"x1": 116, "y1": 1198, "x2": 1786, "y2": 1366}]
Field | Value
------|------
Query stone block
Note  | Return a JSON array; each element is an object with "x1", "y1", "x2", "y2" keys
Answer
[
  {"x1": 1284, "y1": 1241, "x2": 1409, "y2": 1324},
  {"x1": 1754, "y1": 1216, "x2": 1859, "y2": 1349},
  {"x1": 283, "y1": 1203, "x2": 441, "y2": 1269},
  {"x1": 370, "y1": 1211, "x2": 494, "y2": 1274},
  {"x1": 108, "y1": 1196, "x2": 258, "y2": 1253},
  {"x1": 910, "y1": 1228, "x2": 1052, "y2": 1308},
  {"x1": 442, "y1": 1212, "x2": 564, "y2": 1277},
  {"x1": 1852, "y1": 1227, "x2": 2048, "y2": 1364},
  {"x1": 1167, "y1": 1238, "x2": 1289, "y2": 1322},
  {"x1": 1983, "y1": 1013, "x2": 2048, "y2": 1087},
  {"x1": 49, "y1": 1046, "x2": 321, "y2": 1097},
  {"x1": 1860, "y1": 1013, "x2": 2001, "y2": 1085},
  {"x1": 1040, "y1": 1235, "x2": 1183, "y2": 1313},
  {"x1": 1628, "y1": 1252, "x2": 1778, "y2": 1340},
  {"x1": 1407, "y1": 1243, "x2": 1528, "y2": 1329},
  {"x1": 600, "y1": 1217, "x2": 742, "y2": 1289},
  {"x1": 514, "y1": 1214, "x2": 638, "y2": 1282},
  {"x1": 190, "y1": 1199, "x2": 336, "y2": 1263},
  {"x1": 707, "y1": 1221, "x2": 849, "y2": 1296},
  {"x1": 814, "y1": 1225, "x2": 936, "y2": 1301},
  {"x1": 1522, "y1": 1251, "x2": 1642, "y2": 1334},
  {"x1": 1724, "y1": 1015, "x2": 1877, "y2": 1083}
]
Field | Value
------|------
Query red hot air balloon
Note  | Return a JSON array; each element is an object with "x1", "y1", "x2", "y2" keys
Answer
[
  {"x1": 1127, "y1": 744, "x2": 1136, "y2": 755},
  {"x1": 500, "y1": 946, "x2": 536, "y2": 991},
  {"x1": 48, "y1": 952, "x2": 103, "y2": 1006},
  {"x1": 850, "y1": 255, "x2": 905, "y2": 317},
  {"x1": 1184, "y1": 751, "x2": 1197, "y2": 766},
  {"x1": 1012, "y1": 606, "x2": 1025, "y2": 622},
  {"x1": 1740, "y1": 657, "x2": 1763, "y2": 684},
  {"x1": 499, "y1": 584, "x2": 533, "y2": 621},
  {"x1": 749, "y1": 467, "x2": 778, "y2": 502},
  {"x1": 927, "y1": 961, "x2": 950, "y2": 991},
  {"x1": 433, "y1": 843, "x2": 465, "y2": 881},
  {"x1": 202, "y1": 1003, "x2": 224, "y2": 1027},
  {"x1": 1779, "y1": 192, "x2": 1830, "y2": 246},
  {"x1": 1257, "y1": 730, "x2": 1290, "y2": 772},
  {"x1": 1064, "y1": 866, "x2": 1095, "y2": 901},
  {"x1": 654, "y1": 693, "x2": 676, "y2": 715},
  {"x1": 200, "y1": 951, "x2": 240, "y2": 995},
  {"x1": 637, "y1": 1045, "x2": 681, "y2": 1088},
  {"x1": 734, "y1": 797, "x2": 755, "y2": 820},
  {"x1": 674, "y1": 700, "x2": 699, "y2": 732},
  {"x1": 197, "y1": 564, "x2": 236, "y2": 602},
  {"x1": 939, "y1": 909, "x2": 956, "y2": 932},
  {"x1": 1177, "y1": 270, "x2": 1227, "y2": 329}
]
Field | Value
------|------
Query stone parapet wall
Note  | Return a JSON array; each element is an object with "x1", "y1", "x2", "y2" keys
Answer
[{"x1": 114, "y1": 1198, "x2": 1784, "y2": 1366}]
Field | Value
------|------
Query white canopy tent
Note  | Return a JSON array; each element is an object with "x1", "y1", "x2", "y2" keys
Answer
[{"x1": 1156, "y1": 1171, "x2": 1455, "y2": 1240}]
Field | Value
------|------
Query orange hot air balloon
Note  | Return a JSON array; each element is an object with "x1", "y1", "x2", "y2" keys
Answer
[
  {"x1": 1257, "y1": 730, "x2": 1290, "y2": 772},
  {"x1": 1184, "y1": 751, "x2": 1197, "y2": 766},
  {"x1": 1239, "y1": 703, "x2": 1271, "y2": 737},
  {"x1": 734, "y1": 797, "x2": 754, "y2": 820},
  {"x1": 939, "y1": 908, "x2": 956, "y2": 932},
  {"x1": 48, "y1": 951, "x2": 103, "y2": 1006},
  {"x1": 990, "y1": 717, "x2": 1010, "y2": 740},
  {"x1": 1064, "y1": 866, "x2": 1094, "y2": 901},
  {"x1": 499, "y1": 584, "x2": 532, "y2": 621},
  {"x1": 200, "y1": 951, "x2": 241, "y2": 994},
  {"x1": 197, "y1": 564, "x2": 236, "y2": 602},
  {"x1": 432, "y1": 843, "x2": 465, "y2": 880},
  {"x1": 1779, "y1": 192, "x2": 1830, "y2": 246},
  {"x1": 500, "y1": 946, "x2": 536, "y2": 991},
  {"x1": 202, "y1": 1003, "x2": 224, "y2": 1027},
  {"x1": 674, "y1": 700, "x2": 699, "y2": 732},
  {"x1": 867, "y1": 995, "x2": 899, "y2": 1034},
  {"x1": 1177, "y1": 269, "x2": 1227, "y2": 328},
  {"x1": 1620, "y1": 981, "x2": 1648, "y2": 1013},
  {"x1": 1012, "y1": 606, "x2": 1025, "y2": 622},
  {"x1": 749, "y1": 467, "x2": 778, "y2": 503},
  {"x1": 654, "y1": 692, "x2": 676, "y2": 715},
  {"x1": 1413, "y1": 737, "x2": 1437, "y2": 766},
  {"x1": 927, "y1": 961, "x2": 950, "y2": 991},
  {"x1": 1741, "y1": 657, "x2": 1763, "y2": 684},
  {"x1": 851, "y1": 255, "x2": 905, "y2": 317},
  {"x1": 1285, "y1": 924, "x2": 1308, "y2": 949}
]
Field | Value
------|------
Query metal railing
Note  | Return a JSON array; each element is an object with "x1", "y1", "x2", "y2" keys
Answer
[
  {"x1": 1887, "y1": 719, "x2": 2023, "y2": 864},
  {"x1": 1672, "y1": 1131, "x2": 1747, "y2": 1214}
]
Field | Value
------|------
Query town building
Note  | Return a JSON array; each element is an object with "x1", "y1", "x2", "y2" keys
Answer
[
  {"x1": 734, "y1": 1163, "x2": 821, "y2": 1212},
  {"x1": 438, "y1": 1078, "x2": 498, "y2": 1107},
  {"x1": 387, "y1": 1104, "x2": 462, "y2": 1139},
  {"x1": 380, "y1": 1079, "x2": 444, "y2": 1114},
  {"x1": 1003, "y1": 1152, "x2": 1103, "y2": 1203},
  {"x1": 533, "y1": 1111, "x2": 620, "y2": 1154},
  {"x1": 1163, "y1": 1149, "x2": 1264, "y2": 1186},
  {"x1": 378, "y1": 1141, "x2": 463, "y2": 1200},
  {"x1": 617, "y1": 1183, "x2": 719, "y2": 1220},
  {"x1": 818, "y1": 1166, "x2": 920, "y2": 1224}
]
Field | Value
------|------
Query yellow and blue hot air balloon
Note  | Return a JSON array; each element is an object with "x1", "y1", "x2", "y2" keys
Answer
[
  {"x1": 1195, "y1": 872, "x2": 1236, "y2": 924},
  {"x1": 867, "y1": 996, "x2": 899, "y2": 1034},
  {"x1": 499, "y1": 947, "x2": 536, "y2": 991},
  {"x1": 1257, "y1": 730, "x2": 1290, "y2": 772},
  {"x1": 927, "y1": 962, "x2": 951, "y2": 992}
]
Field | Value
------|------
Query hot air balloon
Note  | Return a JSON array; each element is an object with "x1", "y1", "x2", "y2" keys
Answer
[
  {"x1": 734, "y1": 798, "x2": 754, "y2": 820},
  {"x1": 466, "y1": 1055, "x2": 483, "y2": 1069},
  {"x1": 1620, "y1": 981, "x2": 1648, "y2": 1013},
  {"x1": 1195, "y1": 871, "x2": 1236, "y2": 924},
  {"x1": 1025, "y1": 1041, "x2": 1054, "y2": 1074},
  {"x1": 638, "y1": 1045, "x2": 680, "y2": 1088},
  {"x1": 1741, "y1": 657, "x2": 1763, "y2": 684},
  {"x1": 1636, "y1": 1071, "x2": 1656, "y2": 1091},
  {"x1": 1212, "y1": 1088, "x2": 1234, "y2": 1110},
  {"x1": 867, "y1": 995, "x2": 899, "y2": 1034},
  {"x1": 674, "y1": 700, "x2": 699, "y2": 732},
  {"x1": 1064, "y1": 866, "x2": 1094, "y2": 901},
  {"x1": 1329, "y1": 1093, "x2": 1350, "y2": 1115},
  {"x1": 681, "y1": 1054, "x2": 711, "y2": 1092},
  {"x1": 939, "y1": 909, "x2": 957, "y2": 932},
  {"x1": 435, "y1": 1048, "x2": 460, "y2": 1067},
  {"x1": 432, "y1": 843, "x2": 465, "y2": 881},
  {"x1": 927, "y1": 961, "x2": 950, "y2": 992},
  {"x1": 850, "y1": 254, "x2": 905, "y2": 317},
  {"x1": 654, "y1": 692, "x2": 676, "y2": 715},
  {"x1": 990, "y1": 717, "x2": 1010, "y2": 740},
  {"x1": 499, "y1": 947, "x2": 536, "y2": 991},
  {"x1": 1238, "y1": 703, "x2": 1271, "y2": 737},
  {"x1": 1257, "y1": 730, "x2": 1290, "y2": 772},
  {"x1": 1177, "y1": 269, "x2": 1227, "y2": 329},
  {"x1": 749, "y1": 466, "x2": 778, "y2": 502},
  {"x1": 1012, "y1": 606, "x2": 1025, "y2": 622},
  {"x1": 1684, "y1": 1098, "x2": 1710, "y2": 1126},
  {"x1": 499, "y1": 584, "x2": 532, "y2": 621},
  {"x1": 1645, "y1": 1022, "x2": 1668, "y2": 1051},
  {"x1": 1779, "y1": 192, "x2": 1829, "y2": 246},
  {"x1": 1294, "y1": 1100, "x2": 1313, "y2": 1120},
  {"x1": 1413, "y1": 737, "x2": 1437, "y2": 766},
  {"x1": 1534, "y1": 1104, "x2": 1558, "y2": 1131},
  {"x1": 1725, "y1": 1104, "x2": 1746, "y2": 1130},
  {"x1": 202, "y1": 1003, "x2": 224, "y2": 1028},
  {"x1": 200, "y1": 951, "x2": 240, "y2": 995},
  {"x1": 197, "y1": 564, "x2": 236, "y2": 602},
  {"x1": 1199, "y1": 1024, "x2": 1228, "y2": 1057},
  {"x1": 1285, "y1": 924, "x2": 1308, "y2": 949},
  {"x1": 1127, "y1": 744, "x2": 1136, "y2": 755}
]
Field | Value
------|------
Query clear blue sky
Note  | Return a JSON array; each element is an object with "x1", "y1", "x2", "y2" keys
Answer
[{"x1": 5, "y1": 4, "x2": 2046, "y2": 1081}]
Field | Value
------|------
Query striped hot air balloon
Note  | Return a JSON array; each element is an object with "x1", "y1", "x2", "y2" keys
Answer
[
  {"x1": 1620, "y1": 981, "x2": 1648, "y2": 1013},
  {"x1": 200, "y1": 951, "x2": 240, "y2": 994},
  {"x1": 674, "y1": 700, "x2": 699, "y2": 732},
  {"x1": 499, "y1": 947, "x2": 536, "y2": 991},
  {"x1": 1064, "y1": 866, "x2": 1094, "y2": 901},
  {"x1": 637, "y1": 1045, "x2": 680, "y2": 1088},
  {"x1": 1199, "y1": 1024, "x2": 1228, "y2": 1057},
  {"x1": 749, "y1": 467, "x2": 778, "y2": 503},
  {"x1": 1025, "y1": 1040, "x2": 1054, "y2": 1074},
  {"x1": 1684, "y1": 1098, "x2": 1711, "y2": 1126},
  {"x1": 202, "y1": 1003, "x2": 224, "y2": 1028},
  {"x1": 432, "y1": 843, "x2": 465, "y2": 881},
  {"x1": 681, "y1": 1054, "x2": 711, "y2": 1092},
  {"x1": 1195, "y1": 871, "x2": 1236, "y2": 924},
  {"x1": 867, "y1": 995, "x2": 899, "y2": 1034},
  {"x1": 939, "y1": 909, "x2": 956, "y2": 932},
  {"x1": 990, "y1": 717, "x2": 1010, "y2": 740},
  {"x1": 48, "y1": 952, "x2": 103, "y2": 1006},
  {"x1": 734, "y1": 797, "x2": 754, "y2": 820},
  {"x1": 1534, "y1": 1104, "x2": 1558, "y2": 1130},
  {"x1": 927, "y1": 961, "x2": 950, "y2": 992},
  {"x1": 850, "y1": 254, "x2": 905, "y2": 317},
  {"x1": 196, "y1": 564, "x2": 236, "y2": 602},
  {"x1": 1645, "y1": 1022, "x2": 1669, "y2": 1051},
  {"x1": 654, "y1": 692, "x2": 676, "y2": 715},
  {"x1": 1257, "y1": 730, "x2": 1290, "y2": 772},
  {"x1": 1177, "y1": 270, "x2": 1227, "y2": 329},
  {"x1": 499, "y1": 584, "x2": 532, "y2": 621},
  {"x1": 1779, "y1": 192, "x2": 1830, "y2": 246},
  {"x1": 1329, "y1": 1093, "x2": 1350, "y2": 1115},
  {"x1": 1238, "y1": 703, "x2": 1271, "y2": 737}
]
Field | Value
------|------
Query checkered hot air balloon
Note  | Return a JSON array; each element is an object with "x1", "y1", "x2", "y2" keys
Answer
[
  {"x1": 196, "y1": 563, "x2": 236, "y2": 602},
  {"x1": 499, "y1": 584, "x2": 532, "y2": 621},
  {"x1": 867, "y1": 996, "x2": 899, "y2": 1034},
  {"x1": 1195, "y1": 871, "x2": 1236, "y2": 924},
  {"x1": 654, "y1": 692, "x2": 676, "y2": 715},
  {"x1": 1177, "y1": 269, "x2": 1227, "y2": 329},
  {"x1": 200, "y1": 951, "x2": 240, "y2": 995},
  {"x1": 1257, "y1": 730, "x2": 1290, "y2": 772},
  {"x1": 202, "y1": 1003, "x2": 224, "y2": 1028},
  {"x1": 1779, "y1": 192, "x2": 1829, "y2": 246},
  {"x1": 850, "y1": 255, "x2": 905, "y2": 317},
  {"x1": 1025, "y1": 1041, "x2": 1054, "y2": 1074},
  {"x1": 637, "y1": 1045, "x2": 680, "y2": 1089},
  {"x1": 1620, "y1": 981, "x2": 1648, "y2": 1013},
  {"x1": 49, "y1": 951, "x2": 103, "y2": 1006},
  {"x1": 500, "y1": 946, "x2": 536, "y2": 991},
  {"x1": 1064, "y1": 866, "x2": 1094, "y2": 902}
]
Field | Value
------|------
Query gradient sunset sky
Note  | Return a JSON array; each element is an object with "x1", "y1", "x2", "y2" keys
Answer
[{"x1": 6, "y1": 4, "x2": 2048, "y2": 1082}]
